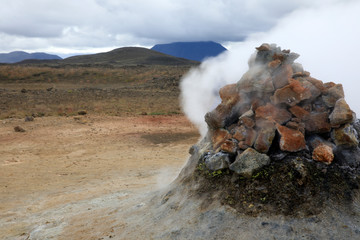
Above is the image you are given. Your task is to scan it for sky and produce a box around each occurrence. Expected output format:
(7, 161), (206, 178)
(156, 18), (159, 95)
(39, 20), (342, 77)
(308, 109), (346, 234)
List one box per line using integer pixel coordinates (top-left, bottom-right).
(0, 0), (345, 57)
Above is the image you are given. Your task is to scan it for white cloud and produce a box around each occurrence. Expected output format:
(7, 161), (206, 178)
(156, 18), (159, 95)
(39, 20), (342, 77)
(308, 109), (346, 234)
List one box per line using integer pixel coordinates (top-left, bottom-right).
(0, 0), (328, 55)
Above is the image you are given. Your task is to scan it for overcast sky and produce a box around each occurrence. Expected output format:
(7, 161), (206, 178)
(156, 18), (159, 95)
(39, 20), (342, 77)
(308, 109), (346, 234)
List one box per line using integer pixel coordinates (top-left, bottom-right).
(0, 0), (346, 57)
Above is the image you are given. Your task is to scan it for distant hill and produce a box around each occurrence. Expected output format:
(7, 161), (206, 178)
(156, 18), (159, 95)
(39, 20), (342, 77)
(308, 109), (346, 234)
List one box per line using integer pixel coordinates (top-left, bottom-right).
(61, 47), (198, 66)
(0, 51), (62, 63)
(151, 41), (227, 61)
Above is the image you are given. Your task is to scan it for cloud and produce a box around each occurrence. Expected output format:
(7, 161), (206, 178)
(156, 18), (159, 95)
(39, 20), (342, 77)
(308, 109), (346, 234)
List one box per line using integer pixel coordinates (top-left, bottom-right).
(180, 0), (360, 136)
(0, 0), (323, 55)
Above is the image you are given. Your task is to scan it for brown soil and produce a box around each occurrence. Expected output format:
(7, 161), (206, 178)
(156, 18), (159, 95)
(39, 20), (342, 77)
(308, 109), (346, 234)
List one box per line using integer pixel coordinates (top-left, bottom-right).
(0, 114), (199, 239)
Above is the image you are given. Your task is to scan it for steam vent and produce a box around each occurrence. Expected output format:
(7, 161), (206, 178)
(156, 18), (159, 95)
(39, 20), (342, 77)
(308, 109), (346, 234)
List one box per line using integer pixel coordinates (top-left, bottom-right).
(179, 43), (360, 217)
(120, 44), (360, 239)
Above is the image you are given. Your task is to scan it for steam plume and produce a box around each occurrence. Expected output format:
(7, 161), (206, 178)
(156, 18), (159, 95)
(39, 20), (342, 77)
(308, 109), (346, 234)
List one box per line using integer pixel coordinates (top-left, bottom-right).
(180, 1), (360, 136)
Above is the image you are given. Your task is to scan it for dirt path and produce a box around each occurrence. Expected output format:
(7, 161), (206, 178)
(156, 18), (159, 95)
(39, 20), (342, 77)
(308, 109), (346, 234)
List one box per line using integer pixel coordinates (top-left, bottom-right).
(0, 115), (199, 239)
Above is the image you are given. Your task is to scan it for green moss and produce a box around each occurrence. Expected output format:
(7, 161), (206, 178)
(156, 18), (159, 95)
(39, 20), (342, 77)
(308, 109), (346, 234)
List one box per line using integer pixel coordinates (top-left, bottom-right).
(211, 169), (223, 177)
(196, 163), (229, 178)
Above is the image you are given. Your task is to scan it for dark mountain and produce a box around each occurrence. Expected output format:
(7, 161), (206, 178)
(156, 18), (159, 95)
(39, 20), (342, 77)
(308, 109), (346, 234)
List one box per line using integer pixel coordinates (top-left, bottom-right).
(61, 47), (198, 66)
(0, 51), (62, 63)
(151, 41), (227, 61)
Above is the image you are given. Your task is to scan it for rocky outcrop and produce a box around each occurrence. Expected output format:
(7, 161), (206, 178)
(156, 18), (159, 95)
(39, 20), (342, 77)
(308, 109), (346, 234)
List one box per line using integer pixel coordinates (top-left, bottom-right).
(200, 43), (359, 178)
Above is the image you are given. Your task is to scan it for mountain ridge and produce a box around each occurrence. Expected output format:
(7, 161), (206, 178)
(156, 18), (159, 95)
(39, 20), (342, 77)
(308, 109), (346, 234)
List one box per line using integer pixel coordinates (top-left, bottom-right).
(151, 41), (227, 61)
(61, 47), (198, 66)
(0, 51), (62, 63)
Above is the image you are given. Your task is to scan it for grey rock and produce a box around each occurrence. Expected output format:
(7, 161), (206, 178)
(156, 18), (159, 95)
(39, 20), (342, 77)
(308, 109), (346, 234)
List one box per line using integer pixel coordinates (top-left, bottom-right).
(292, 62), (304, 73)
(303, 112), (331, 134)
(322, 84), (344, 107)
(285, 52), (300, 64)
(229, 148), (270, 178)
(329, 98), (354, 126)
(297, 78), (322, 100)
(205, 152), (231, 171)
(331, 124), (359, 147)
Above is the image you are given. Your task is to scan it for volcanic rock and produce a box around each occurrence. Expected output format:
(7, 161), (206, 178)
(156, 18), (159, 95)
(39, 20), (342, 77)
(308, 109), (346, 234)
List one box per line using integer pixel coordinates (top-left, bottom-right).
(329, 98), (354, 126)
(231, 125), (257, 149)
(240, 131), (257, 150)
(292, 62), (304, 73)
(312, 98), (328, 112)
(305, 77), (327, 93)
(286, 120), (305, 135)
(229, 148), (270, 178)
(205, 152), (231, 171)
(239, 116), (255, 128)
(303, 112), (331, 133)
(255, 103), (292, 124)
(211, 128), (231, 149)
(276, 124), (306, 152)
(312, 144), (334, 164)
(237, 66), (274, 93)
(289, 105), (310, 119)
(220, 139), (238, 154)
(254, 119), (276, 153)
(268, 59), (281, 69)
(322, 84), (345, 107)
(232, 125), (247, 142)
(272, 64), (293, 89)
(205, 91), (247, 129)
(271, 79), (312, 106)
(297, 78), (322, 100)
(331, 124), (359, 147)
(256, 43), (270, 51)
(219, 83), (240, 106)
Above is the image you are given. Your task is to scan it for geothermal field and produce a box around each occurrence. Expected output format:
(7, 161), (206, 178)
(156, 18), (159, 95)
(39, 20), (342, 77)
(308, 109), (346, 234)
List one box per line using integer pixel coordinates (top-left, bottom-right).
(1, 44), (360, 239)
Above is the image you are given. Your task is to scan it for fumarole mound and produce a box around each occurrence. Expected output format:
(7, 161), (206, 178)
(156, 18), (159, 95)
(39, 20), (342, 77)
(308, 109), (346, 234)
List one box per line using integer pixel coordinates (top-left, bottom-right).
(179, 43), (360, 217)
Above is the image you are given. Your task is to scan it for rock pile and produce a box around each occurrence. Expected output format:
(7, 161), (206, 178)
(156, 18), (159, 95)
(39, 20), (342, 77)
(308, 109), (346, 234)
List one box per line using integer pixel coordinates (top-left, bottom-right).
(203, 43), (359, 178)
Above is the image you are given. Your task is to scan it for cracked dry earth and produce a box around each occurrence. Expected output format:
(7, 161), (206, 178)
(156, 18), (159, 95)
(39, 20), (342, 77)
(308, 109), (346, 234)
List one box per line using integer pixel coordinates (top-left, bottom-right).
(0, 115), (199, 240)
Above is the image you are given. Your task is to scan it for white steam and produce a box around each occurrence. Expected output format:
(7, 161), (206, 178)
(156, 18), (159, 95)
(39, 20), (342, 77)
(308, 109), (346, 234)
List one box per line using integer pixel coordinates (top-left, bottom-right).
(180, 1), (360, 136)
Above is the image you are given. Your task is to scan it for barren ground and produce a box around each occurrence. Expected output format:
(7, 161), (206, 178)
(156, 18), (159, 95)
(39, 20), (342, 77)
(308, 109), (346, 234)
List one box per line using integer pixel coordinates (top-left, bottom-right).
(0, 114), (199, 239)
